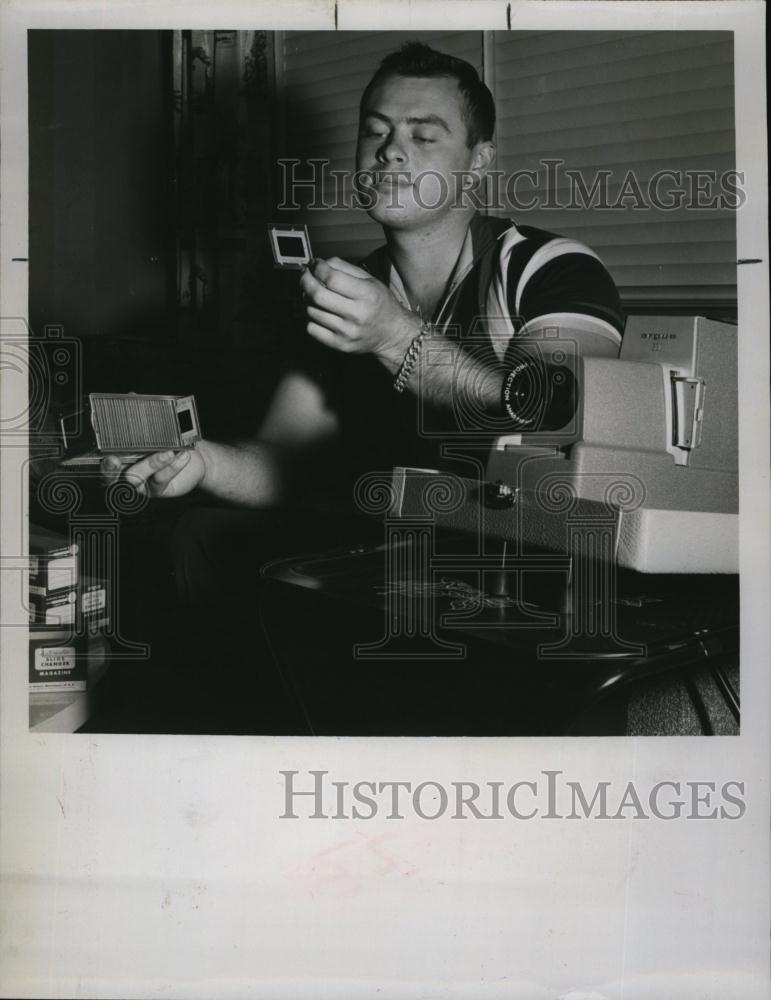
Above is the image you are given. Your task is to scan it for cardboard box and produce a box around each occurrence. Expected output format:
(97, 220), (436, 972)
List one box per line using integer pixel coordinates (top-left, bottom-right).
(29, 587), (77, 626)
(29, 525), (79, 594)
(28, 630), (88, 692)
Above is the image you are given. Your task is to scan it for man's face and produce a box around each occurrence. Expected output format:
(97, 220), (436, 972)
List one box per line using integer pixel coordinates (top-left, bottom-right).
(356, 74), (488, 230)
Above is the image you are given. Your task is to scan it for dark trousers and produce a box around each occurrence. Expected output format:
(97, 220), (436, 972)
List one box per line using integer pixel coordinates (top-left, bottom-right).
(154, 505), (381, 733)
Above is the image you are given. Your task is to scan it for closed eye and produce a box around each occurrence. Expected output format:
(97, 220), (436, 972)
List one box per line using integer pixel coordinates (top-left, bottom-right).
(360, 123), (389, 139)
(412, 130), (441, 144)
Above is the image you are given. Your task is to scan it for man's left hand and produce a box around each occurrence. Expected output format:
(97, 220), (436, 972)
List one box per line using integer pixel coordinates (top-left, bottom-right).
(300, 257), (420, 370)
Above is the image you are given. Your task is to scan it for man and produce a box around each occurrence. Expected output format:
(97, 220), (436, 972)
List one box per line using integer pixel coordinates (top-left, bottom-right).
(106, 42), (623, 508)
(99, 41), (626, 731)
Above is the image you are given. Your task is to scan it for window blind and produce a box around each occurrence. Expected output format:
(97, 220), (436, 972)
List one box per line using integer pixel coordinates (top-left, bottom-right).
(490, 31), (737, 306)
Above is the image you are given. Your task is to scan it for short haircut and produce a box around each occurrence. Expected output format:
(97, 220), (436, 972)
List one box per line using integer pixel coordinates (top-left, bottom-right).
(360, 41), (496, 147)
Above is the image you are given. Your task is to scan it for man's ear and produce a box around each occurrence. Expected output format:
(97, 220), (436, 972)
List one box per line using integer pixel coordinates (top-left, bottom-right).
(470, 141), (496, 180)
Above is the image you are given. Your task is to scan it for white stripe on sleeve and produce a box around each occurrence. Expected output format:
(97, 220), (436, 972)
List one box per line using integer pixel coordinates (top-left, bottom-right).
(514, 238), (601, 315)
(517, 311), (623, 346)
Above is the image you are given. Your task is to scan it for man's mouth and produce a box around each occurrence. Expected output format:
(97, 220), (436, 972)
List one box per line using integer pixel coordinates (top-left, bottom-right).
(363, 170), (414, 190)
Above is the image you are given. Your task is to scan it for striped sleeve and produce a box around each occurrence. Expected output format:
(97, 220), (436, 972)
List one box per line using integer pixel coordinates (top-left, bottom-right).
(501, 226), (625, 347)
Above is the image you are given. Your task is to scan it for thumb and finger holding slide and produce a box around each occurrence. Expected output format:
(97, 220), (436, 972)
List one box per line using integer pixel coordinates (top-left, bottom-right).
(325, 255), (368, 279)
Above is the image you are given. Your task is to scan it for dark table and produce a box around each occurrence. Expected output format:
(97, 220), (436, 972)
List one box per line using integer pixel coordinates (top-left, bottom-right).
(262, 532), (739, 736)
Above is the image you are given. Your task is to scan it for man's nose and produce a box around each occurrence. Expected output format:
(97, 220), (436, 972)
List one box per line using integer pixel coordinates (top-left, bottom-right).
(377, 135), (407, 164)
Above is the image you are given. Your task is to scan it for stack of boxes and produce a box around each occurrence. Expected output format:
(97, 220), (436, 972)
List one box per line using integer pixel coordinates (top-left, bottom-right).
(28, 526), (110, 694)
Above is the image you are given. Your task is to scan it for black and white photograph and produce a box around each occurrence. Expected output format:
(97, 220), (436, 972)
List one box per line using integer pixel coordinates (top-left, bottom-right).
(1, 1), (769, 997)
(21, 24), (744, 737)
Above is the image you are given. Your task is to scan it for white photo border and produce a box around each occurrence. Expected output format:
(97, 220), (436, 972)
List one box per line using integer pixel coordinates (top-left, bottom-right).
(1, 3), (768, 999)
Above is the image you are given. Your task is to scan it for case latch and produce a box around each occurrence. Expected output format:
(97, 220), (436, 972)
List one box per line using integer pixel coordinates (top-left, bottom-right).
(671, 376), (706, 455)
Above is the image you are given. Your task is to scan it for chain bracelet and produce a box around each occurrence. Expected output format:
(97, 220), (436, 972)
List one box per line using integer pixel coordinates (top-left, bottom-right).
(393, 320), (430, 393)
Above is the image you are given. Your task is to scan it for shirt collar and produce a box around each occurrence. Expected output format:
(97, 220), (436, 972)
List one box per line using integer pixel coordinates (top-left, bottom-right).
(365, 213), (510, 322)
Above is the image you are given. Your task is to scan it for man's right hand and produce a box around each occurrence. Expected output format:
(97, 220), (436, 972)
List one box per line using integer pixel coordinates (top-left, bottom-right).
(100, 447), (207, 499)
